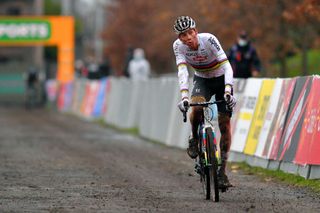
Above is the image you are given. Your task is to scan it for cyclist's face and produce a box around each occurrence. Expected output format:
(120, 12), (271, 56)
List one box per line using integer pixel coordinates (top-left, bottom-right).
(178, 29), (198, 50)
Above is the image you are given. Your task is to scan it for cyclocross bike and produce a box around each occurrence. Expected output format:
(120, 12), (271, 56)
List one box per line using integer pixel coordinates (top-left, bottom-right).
(25, 85), (38, 109)
(183, 100), (229, 202)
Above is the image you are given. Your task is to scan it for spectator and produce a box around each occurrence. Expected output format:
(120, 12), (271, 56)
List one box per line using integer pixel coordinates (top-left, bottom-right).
(75, 59), (84, 77)
(99, 57), (112, 78)
(75, 59), (88, 78)
(228, 31), (261, 78)
(128, 48), (151, 81)
(123, 46), (134, 77)
(87, 59), (100, 80)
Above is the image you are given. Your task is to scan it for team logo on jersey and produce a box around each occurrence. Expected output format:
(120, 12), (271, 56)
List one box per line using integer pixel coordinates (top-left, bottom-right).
(186, 52), (198, 56)
(208, 37), (220, 51)
(193, 55), (208, 62)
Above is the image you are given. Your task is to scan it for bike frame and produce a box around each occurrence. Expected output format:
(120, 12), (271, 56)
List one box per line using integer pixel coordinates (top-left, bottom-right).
(183, 101), (222, 201)
(184, 101), (221, 166)
(200, 122), (218, 167)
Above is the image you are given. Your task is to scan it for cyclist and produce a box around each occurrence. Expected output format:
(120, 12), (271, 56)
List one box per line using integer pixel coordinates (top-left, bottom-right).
(24, 66), (39, 108)
(26, 66), (38, 90)
(173, 16), (236, 187)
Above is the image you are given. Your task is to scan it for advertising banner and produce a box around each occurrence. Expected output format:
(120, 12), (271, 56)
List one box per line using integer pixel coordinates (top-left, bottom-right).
(45, 79), (58, 102)
(57, 82), (73, 111)
(231, 78), (262, 153)
(82, 81), (100, 117)
(244, 79), (275, 155)
(276, 76), (312, 162)
(81, 82), (91, 115)
(71, 79), (86, 114)
(266, 78), (296, 159)
(0, 19), (51, 42)
(231, 79), (247, 135)
(92, 78), (109, 118)
(255, 79), (283, 158)
(56, 83), (65, 110)
(295, 76), (320, 165)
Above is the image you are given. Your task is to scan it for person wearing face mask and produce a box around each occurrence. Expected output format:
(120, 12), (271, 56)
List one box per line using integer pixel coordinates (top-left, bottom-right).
(228, 31), (261, 78)
(128, 48), (151, 81)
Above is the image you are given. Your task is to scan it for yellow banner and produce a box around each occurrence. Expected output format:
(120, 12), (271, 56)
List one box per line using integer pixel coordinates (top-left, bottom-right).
(244, 79), (276, 155)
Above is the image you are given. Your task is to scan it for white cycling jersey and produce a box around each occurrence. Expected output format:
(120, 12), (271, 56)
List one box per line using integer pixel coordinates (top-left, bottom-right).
(173, 33), (233, 99)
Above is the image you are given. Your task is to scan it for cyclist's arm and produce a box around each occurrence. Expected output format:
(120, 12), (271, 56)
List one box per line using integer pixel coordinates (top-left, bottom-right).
(221, 61), (234, 94)
(177, 63), (189, 100)
(173, 40), (189, 100)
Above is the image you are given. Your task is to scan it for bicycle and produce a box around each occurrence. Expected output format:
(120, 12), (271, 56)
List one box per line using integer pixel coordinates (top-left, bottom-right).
(183, 100), (229, 202)
(25, 85), (38, 109)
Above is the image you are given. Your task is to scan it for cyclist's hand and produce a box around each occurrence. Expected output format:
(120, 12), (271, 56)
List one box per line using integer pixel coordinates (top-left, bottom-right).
(178, 98), (190, 112)
(224, 93), (236, 111)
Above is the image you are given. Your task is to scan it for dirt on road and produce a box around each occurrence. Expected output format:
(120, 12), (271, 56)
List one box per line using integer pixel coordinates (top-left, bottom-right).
(0, 106), (320, 212)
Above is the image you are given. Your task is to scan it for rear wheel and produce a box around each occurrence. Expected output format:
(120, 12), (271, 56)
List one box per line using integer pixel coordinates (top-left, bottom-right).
(206, 127), (219, 202)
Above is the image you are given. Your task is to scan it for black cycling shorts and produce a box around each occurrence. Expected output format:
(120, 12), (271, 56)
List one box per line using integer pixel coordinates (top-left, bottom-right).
(191, 75), (232, 115)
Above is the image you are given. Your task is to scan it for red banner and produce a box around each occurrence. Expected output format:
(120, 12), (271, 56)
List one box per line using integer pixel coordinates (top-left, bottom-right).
(267, 78), (296, 160)
(295, 77), (320, 165)
(277, 77), (312, 161)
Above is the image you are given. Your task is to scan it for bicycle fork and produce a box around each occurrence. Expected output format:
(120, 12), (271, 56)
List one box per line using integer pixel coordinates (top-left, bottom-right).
(201, 128), (209, 166)
(205, 127), (221, 166)
(211, 129), (221, 166)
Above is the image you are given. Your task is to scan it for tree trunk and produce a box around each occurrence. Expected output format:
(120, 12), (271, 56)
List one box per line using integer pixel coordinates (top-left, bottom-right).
(301, 33), (308, 76)
(277, 0), (287, 78)
(279, 57), (287, 78)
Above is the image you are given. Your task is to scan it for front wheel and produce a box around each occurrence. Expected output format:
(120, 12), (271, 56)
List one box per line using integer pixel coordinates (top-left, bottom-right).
(204, 166), (211, 200)
(199, 154), (211, 200)
(206, 127), (219, 202)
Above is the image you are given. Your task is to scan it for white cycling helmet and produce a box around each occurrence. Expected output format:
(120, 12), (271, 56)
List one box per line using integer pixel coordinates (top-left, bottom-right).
(173, 16), (196, 34)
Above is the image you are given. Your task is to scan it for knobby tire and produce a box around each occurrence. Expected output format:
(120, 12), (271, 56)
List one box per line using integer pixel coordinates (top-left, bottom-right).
(199, 133), (211, 200)
(206, 127), (219, 202)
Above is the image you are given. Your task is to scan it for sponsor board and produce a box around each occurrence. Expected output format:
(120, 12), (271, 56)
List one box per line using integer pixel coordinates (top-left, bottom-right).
(231, 79), (247, 135)
(244, 79), (275, 155)
(267, 78), (296, 160)
(92, 78), (109, 117)
(57, 82), (73, 111)
(0, 19), (51, 41)
(256, 79), (283, 158)
(231, 78), (262, 153)
(295, 76), (320, 165)
(277, 76), (312, 162)
(83, 81), (100, 117)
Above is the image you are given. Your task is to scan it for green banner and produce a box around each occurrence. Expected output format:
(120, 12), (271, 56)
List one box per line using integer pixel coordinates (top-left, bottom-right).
(0, 19), (51, 42)
(0, 73), (24, 94)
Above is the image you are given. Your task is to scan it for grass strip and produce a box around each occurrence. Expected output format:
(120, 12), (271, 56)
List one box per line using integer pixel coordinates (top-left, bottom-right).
(230, 162), (320, 194)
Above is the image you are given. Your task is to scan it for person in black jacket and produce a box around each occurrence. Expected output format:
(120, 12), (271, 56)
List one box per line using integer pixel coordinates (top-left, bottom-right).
(228, 31), (261, 78)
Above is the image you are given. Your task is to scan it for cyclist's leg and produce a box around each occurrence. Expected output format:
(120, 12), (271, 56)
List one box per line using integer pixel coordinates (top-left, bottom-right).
(188, 76), (211, 158)
(187, 96), (204, 159)
(218, 113), (231, 173)
(213, 75), (233, 186)
(190, 96), (205, 139)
